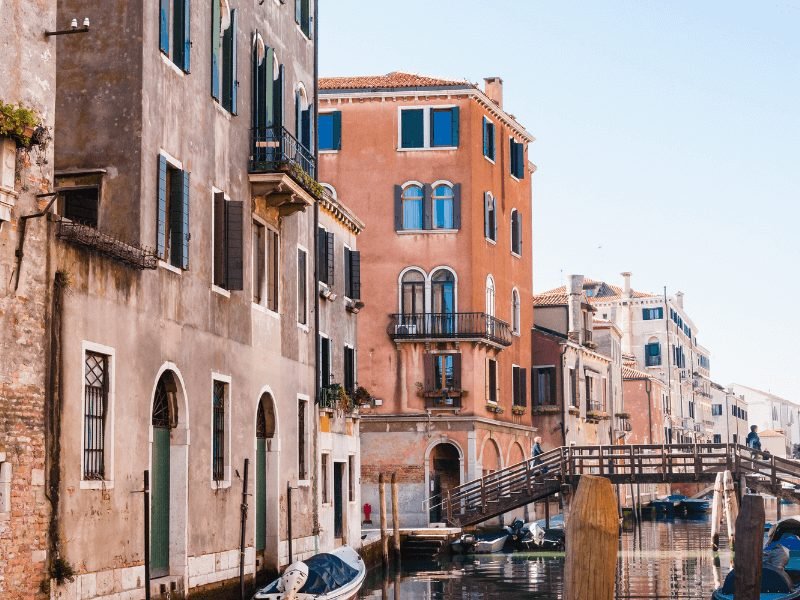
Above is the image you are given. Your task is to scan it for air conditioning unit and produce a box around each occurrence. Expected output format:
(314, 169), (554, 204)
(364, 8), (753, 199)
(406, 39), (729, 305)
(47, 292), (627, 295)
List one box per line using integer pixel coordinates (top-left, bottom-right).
(394, 323), (417, 335)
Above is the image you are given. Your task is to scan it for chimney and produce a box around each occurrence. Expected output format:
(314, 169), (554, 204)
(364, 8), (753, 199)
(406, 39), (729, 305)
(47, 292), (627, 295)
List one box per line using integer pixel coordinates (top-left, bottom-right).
(567, 274), (584, 343)
(619, 272), (633, 355)
(484, 77), (503, 109)
(675, 291), (684, 309)
(621, 271), (632, 299)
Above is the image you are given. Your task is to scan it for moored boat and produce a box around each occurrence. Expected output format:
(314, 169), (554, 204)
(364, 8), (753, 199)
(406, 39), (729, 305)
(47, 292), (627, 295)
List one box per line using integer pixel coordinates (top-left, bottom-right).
(451, 531), (509, 554)
(253, 545), (366, 600)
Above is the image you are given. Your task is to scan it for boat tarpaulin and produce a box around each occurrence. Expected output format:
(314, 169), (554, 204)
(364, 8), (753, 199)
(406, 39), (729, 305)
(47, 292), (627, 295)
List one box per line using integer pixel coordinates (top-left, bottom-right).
(299, 553), (359, 594)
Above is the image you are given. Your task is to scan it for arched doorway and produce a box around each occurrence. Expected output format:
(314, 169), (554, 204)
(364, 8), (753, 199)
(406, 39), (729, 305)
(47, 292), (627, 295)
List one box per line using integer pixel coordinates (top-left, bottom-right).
(481, 438), (502, 477)
(151, 370), (180, 579)
(428, 443), (461, 523)
(255, 394), (276, 556)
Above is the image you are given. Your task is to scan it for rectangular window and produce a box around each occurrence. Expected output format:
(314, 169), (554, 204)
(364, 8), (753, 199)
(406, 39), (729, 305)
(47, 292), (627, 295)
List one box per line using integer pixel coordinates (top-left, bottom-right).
(347, 455), (355, 501)
(509, 138), (525, 179)
(212, 380), (226, 482)
(511, 210), (522, 255)
(296, 0), (311, 37)
(487, 358), (498, 403)
(689, 401), (695, 419)
(212, 191), (243, 289)
(344, 346), (356, 395)
(317, 227), (335, 286)
(61, 187), (99, 227)
(160, 0), (191, 72)
(400, 108), (424, 149)
(512, 365), (527, 407)
(252, 220), (265, 304)
(157, 155), (190, 269)
(430, 107), (458, 147)
(253, 223), (279, 310)
(434, 354), (455, 390)
(320, 336), (331, 388)
(211, 6), (237, 112)
(318, 111), (341, 151)
(533, 367), (555, 407)
(321, 453), (329, 504)
(298, 399), (307, 479)
(645, 342), (661, 367)
(297, 248), (307, 324)
(642, 307), (664, 320)
(83, 352), (109, 480)
(585, 374), (596, 411)
(484, 193), (496, 241)
(483, 117), (496, 160)
(712, 404), (723, 416)
(713, 434), (722, 444)
(569, 368), (578, 407)
(344, 247), (361, 300)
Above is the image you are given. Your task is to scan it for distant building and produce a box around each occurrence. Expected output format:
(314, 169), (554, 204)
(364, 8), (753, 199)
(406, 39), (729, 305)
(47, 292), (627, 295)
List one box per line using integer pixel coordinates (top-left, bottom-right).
(537, 272), (714, 444)
(732, 384), (800, 455)
(532, 275), (625, 448)
(319, 72), (536, 527)
(710, 382), (748, 445)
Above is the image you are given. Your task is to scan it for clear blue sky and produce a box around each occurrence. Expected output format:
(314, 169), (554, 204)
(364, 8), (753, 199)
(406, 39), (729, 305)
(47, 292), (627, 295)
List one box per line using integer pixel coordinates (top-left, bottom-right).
(319, 1), (800, 399)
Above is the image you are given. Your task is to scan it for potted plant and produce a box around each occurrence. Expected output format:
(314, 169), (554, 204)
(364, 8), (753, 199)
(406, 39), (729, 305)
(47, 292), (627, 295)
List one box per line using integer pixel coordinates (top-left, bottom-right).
(0, 101), (42, 148)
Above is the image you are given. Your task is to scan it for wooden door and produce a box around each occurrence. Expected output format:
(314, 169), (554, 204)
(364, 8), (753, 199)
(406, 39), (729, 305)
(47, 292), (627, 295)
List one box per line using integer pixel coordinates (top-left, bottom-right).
(334, 462), (344, 539)
(151, 427), (170, 578)
(255, 437), (267, 551)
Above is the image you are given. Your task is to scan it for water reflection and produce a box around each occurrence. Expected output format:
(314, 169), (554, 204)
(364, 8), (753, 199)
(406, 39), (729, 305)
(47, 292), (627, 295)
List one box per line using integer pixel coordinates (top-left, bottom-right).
(359, 504), (794, 599)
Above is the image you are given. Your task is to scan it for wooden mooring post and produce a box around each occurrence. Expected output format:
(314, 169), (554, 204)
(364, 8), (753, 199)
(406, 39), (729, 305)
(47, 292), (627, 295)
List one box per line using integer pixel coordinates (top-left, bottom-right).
(379, 473), (388, 568)
(391, 472), (401, 558)
(723, 470), (738, 549)
(710, 471), (724, 551)
(733, 494), (765, 600)
(564, 474), (618, 600)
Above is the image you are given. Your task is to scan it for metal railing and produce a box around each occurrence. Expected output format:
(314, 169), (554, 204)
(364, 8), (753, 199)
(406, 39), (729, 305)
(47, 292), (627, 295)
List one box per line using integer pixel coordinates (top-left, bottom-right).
(583, 329), (593, 344)
(388, 312), (512, 346)
(424, 394), (462, 409)
(645, 355), (662, 367)
(57, 219), (158, 269)
(250, 125), (316, 180)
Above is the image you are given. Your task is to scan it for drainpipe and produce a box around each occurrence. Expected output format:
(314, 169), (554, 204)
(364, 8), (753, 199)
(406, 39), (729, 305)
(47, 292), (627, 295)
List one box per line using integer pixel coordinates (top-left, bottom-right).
(311, 0), (321, 543)
(559, 344), (569, 447)
(645, 378), (653, 443)
(663, 287), (673, 442)
(13, 192), (58, 291)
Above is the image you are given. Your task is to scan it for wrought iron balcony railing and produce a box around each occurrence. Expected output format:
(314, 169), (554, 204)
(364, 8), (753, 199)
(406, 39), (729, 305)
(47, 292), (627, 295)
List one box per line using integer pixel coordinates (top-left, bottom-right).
(388, 312), (512, 347)
(250, 125), (316, 181)
(645, 355), (662, 367)
(424, 393), (463, 410)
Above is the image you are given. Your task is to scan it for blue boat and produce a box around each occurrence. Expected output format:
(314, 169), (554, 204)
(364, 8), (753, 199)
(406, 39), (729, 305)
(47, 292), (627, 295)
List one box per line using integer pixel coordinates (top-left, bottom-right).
(652, 494), (709, 516)
(712, 517), (800, 599)
(651, 495), (682, 515)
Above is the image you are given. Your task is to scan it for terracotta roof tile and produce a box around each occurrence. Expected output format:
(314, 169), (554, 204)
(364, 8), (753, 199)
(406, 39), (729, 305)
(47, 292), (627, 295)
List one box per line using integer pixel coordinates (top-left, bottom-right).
(537, 278), (654, 304)
(320, 72), (471, 91)
(533, 292), (569, 307)
(623, 365), (658, 380)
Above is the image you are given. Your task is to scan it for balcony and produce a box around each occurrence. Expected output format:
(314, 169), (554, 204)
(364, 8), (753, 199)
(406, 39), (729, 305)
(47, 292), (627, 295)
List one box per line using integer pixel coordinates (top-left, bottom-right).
(249, 126), (319, 216)
(56, 218), (158, 269)
(645, 355), (662, 367)
(423, 392), (463, 410)
(582, 329), (596, 348)
(388, 312), (512, 347)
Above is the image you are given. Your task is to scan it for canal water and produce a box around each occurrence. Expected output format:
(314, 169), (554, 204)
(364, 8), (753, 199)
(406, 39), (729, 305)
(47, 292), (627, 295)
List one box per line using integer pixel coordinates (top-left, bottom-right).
(358, 504), (794, 599)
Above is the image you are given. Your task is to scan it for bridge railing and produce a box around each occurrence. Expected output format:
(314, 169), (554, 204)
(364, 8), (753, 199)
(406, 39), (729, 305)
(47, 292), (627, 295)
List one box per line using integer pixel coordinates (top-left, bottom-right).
(735, 444), (800, 492)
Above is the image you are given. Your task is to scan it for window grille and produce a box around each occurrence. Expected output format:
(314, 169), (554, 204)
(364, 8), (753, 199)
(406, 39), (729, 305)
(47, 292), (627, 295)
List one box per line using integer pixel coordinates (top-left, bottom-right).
(152, 377), (172, 428)
(213, 381), (226, 481)
(256, 401), (267, 439)
(298, 400), (307, 479)
(84, 352), (108, 480)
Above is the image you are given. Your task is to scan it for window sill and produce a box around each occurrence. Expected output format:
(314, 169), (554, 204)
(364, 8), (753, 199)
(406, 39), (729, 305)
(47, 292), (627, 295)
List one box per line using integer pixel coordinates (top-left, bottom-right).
(297, 322), (310, 333)
(80, 480), (114, 490)
(485, 237), (497, 245)
(319, 149), (340, 154)
(296, 479), (311, 488)
(212, 479), (232, 490)
(158, 260), (183, 275)
(160, 52), (186, 77)
(213, 101), (233, 120)
(211, 284), (231, 298)
(533, 405), (561, 415)
(512, 330), (521, 337)
(252, 302), (280, 318)
(510, 174), (521, 182)
(396, 228), (459, 235)
(511, 251), (522, 259)
(396, 146), (458, 152)
(483, 155), (496, 165)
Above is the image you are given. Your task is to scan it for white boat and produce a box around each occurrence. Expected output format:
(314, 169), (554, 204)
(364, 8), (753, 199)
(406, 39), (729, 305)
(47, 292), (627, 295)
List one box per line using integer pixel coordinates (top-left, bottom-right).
(252, 545), (366, 600)
(450, 532), (509, 554)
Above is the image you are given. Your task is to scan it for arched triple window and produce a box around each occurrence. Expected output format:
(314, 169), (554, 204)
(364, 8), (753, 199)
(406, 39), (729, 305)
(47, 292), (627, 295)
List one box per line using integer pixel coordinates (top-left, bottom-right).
(512, 288), (521, 334)
(433, 184), (454, 229)
(401, 184), (424, 230)
(486, 275), (496, 317)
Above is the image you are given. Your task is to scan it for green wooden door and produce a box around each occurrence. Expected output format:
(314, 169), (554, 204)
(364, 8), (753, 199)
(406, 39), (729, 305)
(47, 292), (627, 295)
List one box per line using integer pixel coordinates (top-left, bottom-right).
(255, 438), (267, 551)
(151, 427), (170, 577)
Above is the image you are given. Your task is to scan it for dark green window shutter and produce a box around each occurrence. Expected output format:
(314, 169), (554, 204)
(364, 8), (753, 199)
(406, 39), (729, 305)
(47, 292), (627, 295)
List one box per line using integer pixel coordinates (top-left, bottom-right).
(400, 109), (424, 148)
(326, 232), (335, 286)
(483, 192), (490, 238)
(224, 200), (244, 290)
(521, 368), (528, 407)
(182, 0), (191, 71)
(173, 0), (190, 71)
(169, 169), (185, 268)
(516, 142), (525, 179)
(180, 171), (190, 268)
(211, 0), (220, 100)
(159, 0), (170, 55)
(344, 247), (351, 296)
(252, 34), (261, 130)
(264, 47), (275, 127)
(488, 122), (495, 160)
(301, 0), (310, 37)
(483, 118), (489, 157)
(332, 111), (342, 150)
(316, 227), (326, 284)
(222, 10), (236, 112)
(452, 183), (461, 230)
(509, 138), (516, 176)
(394, 185), (403, 231)
(349, 250), (361, 300)
(231, 9), (238, 114)
(450, 106), (459, 147)
(422, 183), (433, 230)
(301, 107), (311, 150)
(274, 64), (284, 129)
(157, 155), (167, 259)
(213, 192), (226, 286)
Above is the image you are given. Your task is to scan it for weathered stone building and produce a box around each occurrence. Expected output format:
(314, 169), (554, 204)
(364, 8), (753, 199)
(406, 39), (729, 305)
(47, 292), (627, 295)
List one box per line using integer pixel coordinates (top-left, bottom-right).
(319, 73), (536, 527)
(2, 0), (349, 598)
(0, 1), (57, 598)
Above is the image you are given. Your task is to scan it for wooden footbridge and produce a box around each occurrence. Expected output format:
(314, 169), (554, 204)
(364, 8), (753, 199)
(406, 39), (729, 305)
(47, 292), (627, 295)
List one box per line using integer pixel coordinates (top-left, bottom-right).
(442, 443), (800, 527)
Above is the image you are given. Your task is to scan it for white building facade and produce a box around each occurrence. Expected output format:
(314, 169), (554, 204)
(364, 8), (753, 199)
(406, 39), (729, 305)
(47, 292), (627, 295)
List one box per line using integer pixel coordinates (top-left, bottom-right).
(732, 384), (800, 456)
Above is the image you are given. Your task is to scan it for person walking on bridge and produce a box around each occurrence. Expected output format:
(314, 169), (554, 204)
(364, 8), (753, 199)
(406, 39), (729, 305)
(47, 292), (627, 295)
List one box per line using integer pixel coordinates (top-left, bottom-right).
(746, 425), (762, 451)
(532, 437), (547, 479)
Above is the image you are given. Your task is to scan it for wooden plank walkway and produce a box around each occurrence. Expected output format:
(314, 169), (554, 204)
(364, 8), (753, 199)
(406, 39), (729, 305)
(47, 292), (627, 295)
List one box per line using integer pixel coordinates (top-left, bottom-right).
(442, 443), (800, 527)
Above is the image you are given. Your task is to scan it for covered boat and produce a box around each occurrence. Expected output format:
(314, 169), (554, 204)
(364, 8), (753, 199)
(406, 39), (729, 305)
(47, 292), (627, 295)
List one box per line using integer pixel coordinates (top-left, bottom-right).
(451, 531), (509, 554)
(253, 545), (366, 600)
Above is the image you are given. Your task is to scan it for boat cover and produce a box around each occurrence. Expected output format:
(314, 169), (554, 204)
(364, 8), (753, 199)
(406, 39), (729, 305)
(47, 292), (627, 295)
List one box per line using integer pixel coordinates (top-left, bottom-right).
(721, 564), (793, 595)
(299, 553), (359, 595)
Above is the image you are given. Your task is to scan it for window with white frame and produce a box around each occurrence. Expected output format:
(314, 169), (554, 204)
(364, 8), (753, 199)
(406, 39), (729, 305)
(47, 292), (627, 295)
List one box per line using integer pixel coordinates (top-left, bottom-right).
(212, 378), (229, 483)
(486, 275), (496, 317)
(399, 106), (459, 149)
(298, 398), (308, 479)
(252, 220), (279, 311)
(83, 350), (111, 481)
(297, 247), (308, 325)
(510, 209), (522, 255)
(484, 192), (497, 241)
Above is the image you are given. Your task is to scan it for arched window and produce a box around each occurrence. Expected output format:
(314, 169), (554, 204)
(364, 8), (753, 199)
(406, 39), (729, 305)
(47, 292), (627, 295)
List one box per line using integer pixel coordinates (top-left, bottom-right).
(645, 337), (661, 367)
(484, 192), (497, 241)
(320, 183), (336, 200)
(431, 269), (455, 314)
(512, 288), (521, 334)
(295, 84), (311, 151)
(401, 184), (424, 230)
(433, 184), (454, 229)
(511, 209), (522, 255)
(486, 275), (496, 317)
(401, 269), (425, 315)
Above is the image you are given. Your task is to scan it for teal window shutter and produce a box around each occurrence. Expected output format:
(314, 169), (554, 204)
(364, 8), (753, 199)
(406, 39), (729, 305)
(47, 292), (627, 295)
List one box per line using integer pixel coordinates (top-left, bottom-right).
(252, 35), (261, 130)
(517, 142), (525, 178)
(264, 47), (275, 127)
(452, 183), (461, 230)
(450, 106), (459, 147)
(211, 0), (220, 100)
(182, 0), (191, 72)
(509, 138), (515, 175)
(483, 118), (489, 157)
(168, 167), (183, 267)
(230, 9), (238, 114)
(159, 0), (170, 55)
(488, 121), (495, 160)
(332, 111), (342, 150)
(181, 170), (190, 269)
(422, 183), (433, 230)
(157, 155), (167, 259)
(484, 192), (490, 238)
(400, 109), (424, 148)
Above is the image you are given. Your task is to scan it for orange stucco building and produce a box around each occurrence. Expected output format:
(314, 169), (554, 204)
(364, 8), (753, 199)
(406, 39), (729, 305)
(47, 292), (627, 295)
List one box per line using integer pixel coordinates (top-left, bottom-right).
(318, 72), (536, 525)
